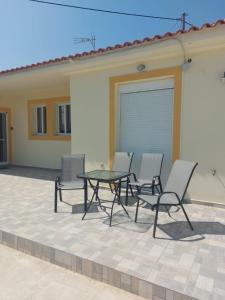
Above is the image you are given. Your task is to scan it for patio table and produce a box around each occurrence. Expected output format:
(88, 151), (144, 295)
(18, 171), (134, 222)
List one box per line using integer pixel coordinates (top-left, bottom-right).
(78, 170), (131, 226)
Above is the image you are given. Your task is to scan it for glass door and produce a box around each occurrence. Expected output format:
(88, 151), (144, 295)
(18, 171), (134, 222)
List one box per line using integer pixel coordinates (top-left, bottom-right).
(0, 112), (8, 166)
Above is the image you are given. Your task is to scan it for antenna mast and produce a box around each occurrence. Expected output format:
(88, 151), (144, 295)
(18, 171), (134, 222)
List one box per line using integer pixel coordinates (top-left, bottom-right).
(73, 35), (96, 50)
(180, 12), (187, 30)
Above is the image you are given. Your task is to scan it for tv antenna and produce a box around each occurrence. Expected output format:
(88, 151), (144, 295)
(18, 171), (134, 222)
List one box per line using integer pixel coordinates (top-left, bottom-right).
(73, 34), (96, 50)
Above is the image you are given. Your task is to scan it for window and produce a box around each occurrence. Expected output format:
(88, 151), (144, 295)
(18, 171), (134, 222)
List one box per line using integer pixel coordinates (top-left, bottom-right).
(28, 97), (71, 141)
(57, 104), (71, 134)
(36, 105), (47, 135)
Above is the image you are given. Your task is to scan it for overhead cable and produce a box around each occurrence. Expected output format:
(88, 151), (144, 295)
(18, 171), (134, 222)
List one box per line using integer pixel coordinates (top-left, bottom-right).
(29, 0), (181, 22)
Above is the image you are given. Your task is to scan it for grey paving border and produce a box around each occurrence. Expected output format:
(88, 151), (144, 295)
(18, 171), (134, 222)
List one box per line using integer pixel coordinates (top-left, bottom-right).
(0, 229), (197, 300)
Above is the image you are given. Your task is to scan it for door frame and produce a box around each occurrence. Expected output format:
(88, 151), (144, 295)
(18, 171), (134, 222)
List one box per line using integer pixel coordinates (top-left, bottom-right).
(0, 107), (12, 163)
(109, 66), (182, 168)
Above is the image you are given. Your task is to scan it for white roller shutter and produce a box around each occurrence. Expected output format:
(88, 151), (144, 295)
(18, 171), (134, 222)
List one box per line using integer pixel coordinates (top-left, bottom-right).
(117, 79), (174, 184)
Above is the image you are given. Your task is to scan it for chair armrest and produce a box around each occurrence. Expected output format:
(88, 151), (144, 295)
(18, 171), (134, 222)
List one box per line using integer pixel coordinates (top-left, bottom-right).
(139, 183), (153, 188)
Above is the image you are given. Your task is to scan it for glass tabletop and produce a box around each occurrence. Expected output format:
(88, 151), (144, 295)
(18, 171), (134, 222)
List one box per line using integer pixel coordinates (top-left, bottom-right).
(77, 170), (130, 182)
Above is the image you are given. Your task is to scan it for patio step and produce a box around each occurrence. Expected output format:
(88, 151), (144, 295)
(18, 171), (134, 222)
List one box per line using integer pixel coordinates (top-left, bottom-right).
(0, 229), (196, 300)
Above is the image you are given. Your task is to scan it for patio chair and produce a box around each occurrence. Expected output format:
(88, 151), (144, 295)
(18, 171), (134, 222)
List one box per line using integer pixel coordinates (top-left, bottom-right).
(54, 154), (85, 213)
(135, 160), (198, 238)
(112, 152), (134, 173)
(110, 152), (134, 198)
(128, 153), (164, 200)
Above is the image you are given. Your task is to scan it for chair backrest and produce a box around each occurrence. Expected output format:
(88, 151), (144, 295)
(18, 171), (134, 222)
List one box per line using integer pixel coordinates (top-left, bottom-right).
(61, 154), (85, 182)
(164, 160), (198, 200)
(139, 153), (164, 180)
(112, 152), (133, 172)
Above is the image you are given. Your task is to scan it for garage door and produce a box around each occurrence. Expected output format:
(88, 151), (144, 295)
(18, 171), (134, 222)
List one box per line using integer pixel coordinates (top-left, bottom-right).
(117, 78), (174, 185)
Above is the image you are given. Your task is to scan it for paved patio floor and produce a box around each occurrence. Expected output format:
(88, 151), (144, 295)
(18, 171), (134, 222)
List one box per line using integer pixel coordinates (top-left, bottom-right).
(0, 244), (144, 300)
(0, 166), (225, 300)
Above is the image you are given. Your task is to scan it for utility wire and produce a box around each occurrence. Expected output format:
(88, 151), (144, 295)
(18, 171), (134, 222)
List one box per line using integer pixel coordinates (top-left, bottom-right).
(168, 19), (180, 32)
(29, 0), (181, 22)
(185, 20), (195, 27)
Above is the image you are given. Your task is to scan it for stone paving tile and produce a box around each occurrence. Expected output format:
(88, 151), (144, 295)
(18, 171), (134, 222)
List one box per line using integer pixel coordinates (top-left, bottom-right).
(1, 166), (225, 300)
(0, 244), (145, 300)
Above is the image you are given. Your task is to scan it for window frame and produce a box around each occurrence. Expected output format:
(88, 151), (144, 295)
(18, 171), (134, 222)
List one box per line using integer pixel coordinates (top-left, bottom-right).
(28, 96), (71, 141)
(56, 103), (71, 136)
(35, 105), (47, 135)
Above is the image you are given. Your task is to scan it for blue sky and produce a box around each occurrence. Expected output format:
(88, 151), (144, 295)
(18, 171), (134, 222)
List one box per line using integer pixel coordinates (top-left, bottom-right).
(0, 0), (225, 70)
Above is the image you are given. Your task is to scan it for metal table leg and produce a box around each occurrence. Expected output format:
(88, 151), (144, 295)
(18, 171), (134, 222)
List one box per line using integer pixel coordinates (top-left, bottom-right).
(84, 178), (88, 212)
(109, 179), (129, 227)
(82, 180), (101, 220)
(54, 179), (58, 213)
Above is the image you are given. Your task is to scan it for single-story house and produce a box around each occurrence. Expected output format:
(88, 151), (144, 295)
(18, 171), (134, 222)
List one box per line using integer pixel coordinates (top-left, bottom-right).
(0, 19), (225, 204)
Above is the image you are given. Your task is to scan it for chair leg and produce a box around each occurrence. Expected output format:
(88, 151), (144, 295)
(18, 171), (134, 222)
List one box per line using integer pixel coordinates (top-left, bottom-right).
(165, 205), (171, 217)
(129, 184), (134, 197)
(135, 199), (140, 222)
(137, 186), (141, 195)
(59, 189), (62, 202)
(154, 185), (159, 195)
(125, 180), (129, 206)
(117, 180), (121, 205)
(180, 202), (194, 231)
(54, 182), (58, 213)
(153, 204), (160, 238)
(152, 184), (155, 195)
(159, 178), (163, 193)
(126, 177), (134, 198)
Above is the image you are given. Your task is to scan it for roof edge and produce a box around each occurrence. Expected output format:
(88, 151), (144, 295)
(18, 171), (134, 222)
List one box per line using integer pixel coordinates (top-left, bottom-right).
(1, 19), (225, 77)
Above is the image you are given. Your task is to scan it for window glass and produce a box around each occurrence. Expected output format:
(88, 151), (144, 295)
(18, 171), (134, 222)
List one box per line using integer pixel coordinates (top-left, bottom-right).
(66, 105), (71, 134)
(43, 106), (47, 134)
(0, 113), (3, 139)
(59, 105), (65, 133)
(37, 107), (42, 134)
(36, 106), (47, 135)
(58, 104), (71, 134)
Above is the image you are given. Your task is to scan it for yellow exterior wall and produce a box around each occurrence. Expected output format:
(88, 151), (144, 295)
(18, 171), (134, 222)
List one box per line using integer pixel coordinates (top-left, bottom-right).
(180, 49), (225, 203)
(0, 89), (71, 169)
(70, 47), (225, 203)
(70, 71), (109, 171)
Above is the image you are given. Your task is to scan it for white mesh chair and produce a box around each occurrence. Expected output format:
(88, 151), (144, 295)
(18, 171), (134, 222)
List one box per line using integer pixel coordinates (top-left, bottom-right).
(129, 153), (164, 198)
(135, 160), (198, 238)
(54, 154), (85, 212)
(110, 152), (134, 197)
(112, 152), (134, 173)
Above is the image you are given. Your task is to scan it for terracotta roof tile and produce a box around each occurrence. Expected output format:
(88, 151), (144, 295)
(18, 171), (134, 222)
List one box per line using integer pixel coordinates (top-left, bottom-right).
(0, 19), (225, 77)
